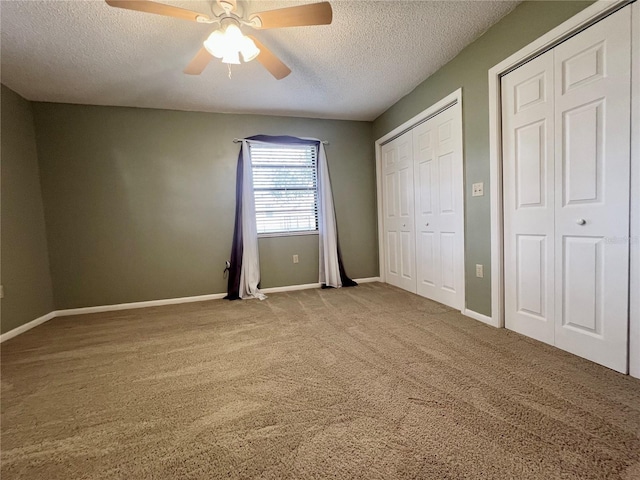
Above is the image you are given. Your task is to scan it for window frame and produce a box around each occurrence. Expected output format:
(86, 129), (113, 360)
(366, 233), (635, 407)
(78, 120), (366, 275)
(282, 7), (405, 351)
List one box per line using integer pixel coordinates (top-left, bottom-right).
(248, 141), (320, 238)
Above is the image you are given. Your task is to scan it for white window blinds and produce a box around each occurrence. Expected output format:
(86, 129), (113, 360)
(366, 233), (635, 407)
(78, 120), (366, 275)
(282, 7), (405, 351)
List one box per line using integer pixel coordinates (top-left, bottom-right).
(249, 143), (318, 235)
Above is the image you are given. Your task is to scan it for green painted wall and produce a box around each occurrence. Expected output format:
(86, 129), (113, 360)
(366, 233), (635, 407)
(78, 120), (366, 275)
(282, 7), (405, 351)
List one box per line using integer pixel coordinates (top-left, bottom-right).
(32, 103), (377, 309)
(373, 1), (594, 316)
(1, 85), (54, 333)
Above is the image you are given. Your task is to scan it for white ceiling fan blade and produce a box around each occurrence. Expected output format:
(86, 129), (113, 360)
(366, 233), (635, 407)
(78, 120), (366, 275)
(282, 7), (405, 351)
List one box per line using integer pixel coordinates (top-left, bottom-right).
(249, 2), (332, 29)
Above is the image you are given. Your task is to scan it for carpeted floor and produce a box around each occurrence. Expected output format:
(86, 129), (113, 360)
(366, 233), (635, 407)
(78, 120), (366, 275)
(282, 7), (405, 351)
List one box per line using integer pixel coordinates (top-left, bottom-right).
(1, 282), (639, 479)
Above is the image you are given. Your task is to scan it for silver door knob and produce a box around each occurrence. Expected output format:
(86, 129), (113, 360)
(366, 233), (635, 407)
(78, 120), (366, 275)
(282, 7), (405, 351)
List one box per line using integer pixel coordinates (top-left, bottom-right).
(402, 223), (406, 227)
(576, 218), (586, 225)
(425, 223), (429, 226)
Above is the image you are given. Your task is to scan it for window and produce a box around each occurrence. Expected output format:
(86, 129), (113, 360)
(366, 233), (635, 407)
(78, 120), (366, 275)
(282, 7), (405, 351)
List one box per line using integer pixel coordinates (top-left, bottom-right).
(250, 143), (319, 235)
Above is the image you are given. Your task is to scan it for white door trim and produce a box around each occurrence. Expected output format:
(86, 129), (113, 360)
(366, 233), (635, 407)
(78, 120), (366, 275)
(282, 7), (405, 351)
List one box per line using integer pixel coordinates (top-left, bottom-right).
(488, 0), (639, 377)
(375, 89), (465, 310)
(630, 1), (640, 378)
(489, 0), (631, 328)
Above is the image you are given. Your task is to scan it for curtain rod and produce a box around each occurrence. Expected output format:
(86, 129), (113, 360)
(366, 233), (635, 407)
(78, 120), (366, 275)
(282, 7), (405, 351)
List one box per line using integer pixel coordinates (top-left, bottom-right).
(233, 138), (329, 145)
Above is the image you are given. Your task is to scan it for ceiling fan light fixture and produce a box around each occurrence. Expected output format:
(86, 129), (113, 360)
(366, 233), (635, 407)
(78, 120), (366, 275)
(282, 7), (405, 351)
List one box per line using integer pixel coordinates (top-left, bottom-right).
(203, 30), (226, 58)
(224, 24), (243, 44)
(204, 22), (260, 65)
(222, 50), (241, 65)
(240, 36), (260, 62)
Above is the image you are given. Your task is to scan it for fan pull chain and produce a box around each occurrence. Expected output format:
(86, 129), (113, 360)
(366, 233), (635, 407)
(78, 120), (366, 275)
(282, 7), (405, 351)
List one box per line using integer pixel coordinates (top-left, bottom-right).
(228, 64), (232, 79)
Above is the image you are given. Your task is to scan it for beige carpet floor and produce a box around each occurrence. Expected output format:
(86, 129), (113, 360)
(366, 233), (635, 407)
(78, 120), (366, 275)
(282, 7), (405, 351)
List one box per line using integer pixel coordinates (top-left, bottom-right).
(1, 282), (640, 479)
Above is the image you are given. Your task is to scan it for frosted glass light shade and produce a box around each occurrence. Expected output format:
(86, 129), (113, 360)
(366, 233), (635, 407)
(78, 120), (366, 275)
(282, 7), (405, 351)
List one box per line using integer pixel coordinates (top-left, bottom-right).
(240, 37), (260, 62)
(222, 50), (241, 65)
(224, 24), (243, 43)
(203, 30), (225, 59)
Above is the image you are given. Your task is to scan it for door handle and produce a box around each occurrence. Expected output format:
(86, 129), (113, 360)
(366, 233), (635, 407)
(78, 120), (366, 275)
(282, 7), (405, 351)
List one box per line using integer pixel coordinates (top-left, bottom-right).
(425, 223), (429, 226)
(576, 218), (586, 225)
(402, 223), (406, 227)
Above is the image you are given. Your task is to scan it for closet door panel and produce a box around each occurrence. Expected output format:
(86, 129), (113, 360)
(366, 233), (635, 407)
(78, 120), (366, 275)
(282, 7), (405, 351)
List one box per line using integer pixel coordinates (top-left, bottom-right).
(562, 236), (602, 333)
(553, 6), (631, 373)
(418, 232), (436, 287)
(440, 232), (456, 293)
(516, 234), (548, 320)
(502, 50), (556, 345)
(413, 105), (464, 309)
(382, 131), (416, 293)
(414, 120), (440, 301)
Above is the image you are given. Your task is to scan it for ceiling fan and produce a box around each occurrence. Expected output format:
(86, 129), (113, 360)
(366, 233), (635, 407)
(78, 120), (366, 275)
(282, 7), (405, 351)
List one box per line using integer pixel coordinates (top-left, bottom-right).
(105, 0), (333, 80)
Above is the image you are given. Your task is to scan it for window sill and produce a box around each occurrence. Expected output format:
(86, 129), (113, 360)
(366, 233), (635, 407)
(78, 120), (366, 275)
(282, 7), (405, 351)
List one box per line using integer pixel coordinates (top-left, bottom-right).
(258, 231), (319, 239)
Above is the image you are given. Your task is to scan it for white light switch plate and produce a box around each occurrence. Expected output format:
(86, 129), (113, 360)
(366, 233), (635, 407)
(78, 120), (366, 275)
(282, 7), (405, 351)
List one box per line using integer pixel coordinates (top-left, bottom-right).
(475, 264), (484, 278)
(293, 255), (299, 264)
(472, 182), (484, 197)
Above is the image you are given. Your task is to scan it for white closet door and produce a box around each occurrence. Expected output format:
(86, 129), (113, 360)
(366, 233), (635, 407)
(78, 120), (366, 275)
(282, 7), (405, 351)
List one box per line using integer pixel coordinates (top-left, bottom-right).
(502, 51), (556, 345)
(553, 7), (631, 373)
(413, 105), (464, 309)
(502, 6), (632, 372)
(382, 131), (416, 293)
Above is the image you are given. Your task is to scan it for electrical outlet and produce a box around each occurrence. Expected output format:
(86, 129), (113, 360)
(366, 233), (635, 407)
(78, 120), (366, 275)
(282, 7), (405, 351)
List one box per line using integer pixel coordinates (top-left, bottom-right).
(472, 182), (484, 197)
(293, 254), (299, 264)
(475, 264), (484, 278)
(0, 285), (3, 299)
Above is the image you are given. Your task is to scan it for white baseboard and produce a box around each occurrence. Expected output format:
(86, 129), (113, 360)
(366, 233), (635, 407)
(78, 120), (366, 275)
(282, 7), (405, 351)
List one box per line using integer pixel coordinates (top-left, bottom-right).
(262, 282), (320, 294)
(352, 277), (381, 284)
(55, 292), (228, 317)
(0, 277), (381, 343)
(260, 277), (380, 294)
(463, 308), (499, 328)
(0, 311), (56, 343)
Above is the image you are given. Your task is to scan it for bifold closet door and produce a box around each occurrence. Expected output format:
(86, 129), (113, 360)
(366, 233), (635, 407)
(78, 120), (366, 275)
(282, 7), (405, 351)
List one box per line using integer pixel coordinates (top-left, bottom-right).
(552, 7), (631, 372)
(413, 105), (464, 309)
(502, 50), (556, 345)
(382, 131), (416, 293)
(502, 6), (631, 372)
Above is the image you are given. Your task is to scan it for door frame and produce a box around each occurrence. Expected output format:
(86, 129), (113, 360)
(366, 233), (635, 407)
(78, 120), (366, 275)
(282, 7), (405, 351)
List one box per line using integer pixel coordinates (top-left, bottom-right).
(488, 0), (640, 377)
(630, 1), (640, 378)
(375, 88), (466, 311)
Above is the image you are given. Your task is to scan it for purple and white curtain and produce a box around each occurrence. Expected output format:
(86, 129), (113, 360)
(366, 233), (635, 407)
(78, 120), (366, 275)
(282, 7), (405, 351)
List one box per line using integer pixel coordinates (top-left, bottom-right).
(225, 135), (356, 300)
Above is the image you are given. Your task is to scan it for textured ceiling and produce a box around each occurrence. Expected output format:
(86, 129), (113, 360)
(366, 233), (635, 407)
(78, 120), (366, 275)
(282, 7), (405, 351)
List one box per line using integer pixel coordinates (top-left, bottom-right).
(1, 0), (519, 121)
